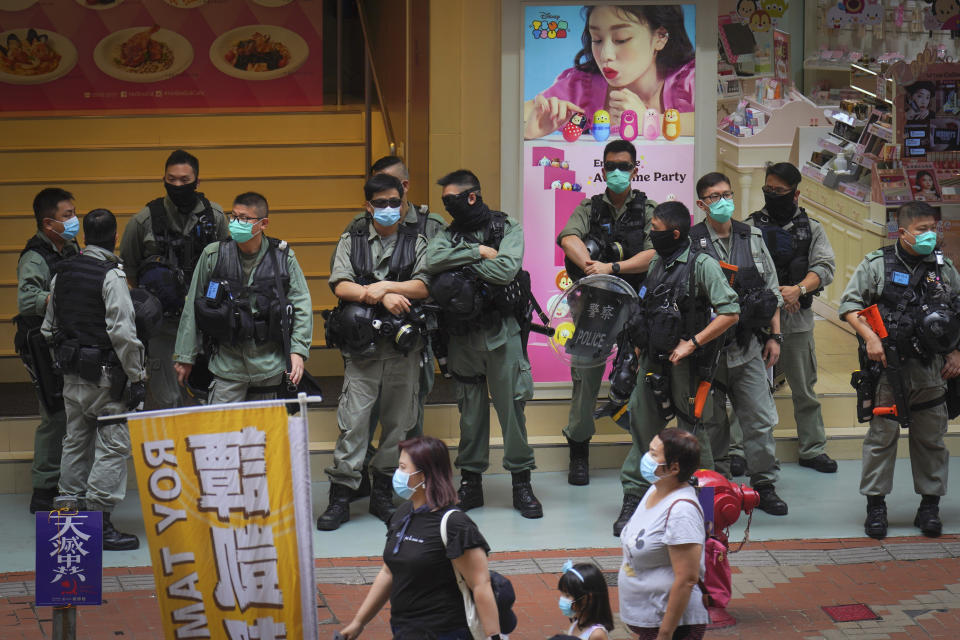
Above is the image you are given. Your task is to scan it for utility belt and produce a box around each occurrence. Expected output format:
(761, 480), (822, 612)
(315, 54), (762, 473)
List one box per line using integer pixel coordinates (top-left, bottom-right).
(195, 279), (286, 347)
(53, 338), (128, 400)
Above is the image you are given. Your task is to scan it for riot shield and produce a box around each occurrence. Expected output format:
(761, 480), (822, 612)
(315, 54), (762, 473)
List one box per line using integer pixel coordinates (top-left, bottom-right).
(547, 274), (638, 368)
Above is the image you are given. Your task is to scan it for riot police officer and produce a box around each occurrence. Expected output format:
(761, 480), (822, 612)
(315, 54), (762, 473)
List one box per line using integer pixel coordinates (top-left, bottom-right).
(42, 209), (146, 550)
(173, 192), (312, 405)
(691, 172), (787, 517)
(119, 150), (229, 408)
(344, 156), (448, 503)
(317, 173), (431, 530)
(737, 162), (838, 475)
(839, 201), (960, 539)
(613, 200), (740, 536)
(557, 139), (656, 486)
(425, 169), (543, 519)
(15, 188), (79, 513)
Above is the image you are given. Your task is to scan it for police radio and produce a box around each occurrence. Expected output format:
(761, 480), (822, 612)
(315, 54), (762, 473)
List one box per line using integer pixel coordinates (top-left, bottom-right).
(205, 280), (227, 306)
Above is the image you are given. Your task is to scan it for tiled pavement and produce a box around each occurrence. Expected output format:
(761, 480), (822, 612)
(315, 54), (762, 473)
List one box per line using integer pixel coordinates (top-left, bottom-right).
(3, 536), (960, 639)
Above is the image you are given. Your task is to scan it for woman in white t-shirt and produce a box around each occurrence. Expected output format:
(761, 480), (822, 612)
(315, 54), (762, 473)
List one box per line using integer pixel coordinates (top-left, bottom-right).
(618, 428), (708, 640)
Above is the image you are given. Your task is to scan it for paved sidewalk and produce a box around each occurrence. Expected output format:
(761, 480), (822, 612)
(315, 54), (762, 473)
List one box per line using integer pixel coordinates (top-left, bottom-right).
(2, 536), (960, 639)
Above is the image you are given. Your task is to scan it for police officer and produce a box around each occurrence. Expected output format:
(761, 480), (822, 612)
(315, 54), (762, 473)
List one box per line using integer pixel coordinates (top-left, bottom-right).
(15, 188), (79, 513)
(173, 192), (312, 403)
(425, 169), (543, 518)
(734, 162), (838, 475)
(557, 139), (656, 486)
(42, 209), (146, 550)
(317, 173), (431, 530)
(119, 150), (229, 409)
(839, 201), (960, 539)
(691, 172), (787, 516)
(345, 156), (448, 502)
(613, 201), (740, 535)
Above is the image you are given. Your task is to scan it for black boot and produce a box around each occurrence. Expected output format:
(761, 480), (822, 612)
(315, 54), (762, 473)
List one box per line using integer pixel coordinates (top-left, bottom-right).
(511, 470), (543, 519)
(29, 487), (58, 514)
(102, 512), (139, 551)
(350, 468), (371, 502)
(914, 495), (942, 538)
(567, 436), (590, 486)
(864, 495), (887, 539)
(369, 472), (397, 523)
(317, 483), (352, 531)
(456, 471), (484, 511)
(613, 493), (642, 536)
(755, 483), (788, 516)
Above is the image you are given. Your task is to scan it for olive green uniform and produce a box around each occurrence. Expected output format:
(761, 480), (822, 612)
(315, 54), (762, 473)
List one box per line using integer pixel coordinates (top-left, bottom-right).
(619, 245), (741, 496)
(730, 208), (836, 463)
(424, 215), (536, 474)
(326, 207), (431, 487)
(344, 205), (447, 443)
(838, 245), (959, 497)
(173, 235), (313, 403)
(41, 245), (146, 512)
(17, 231), (79, 492)
(118, 196), (228, 409)
(556, 191), (655, 443)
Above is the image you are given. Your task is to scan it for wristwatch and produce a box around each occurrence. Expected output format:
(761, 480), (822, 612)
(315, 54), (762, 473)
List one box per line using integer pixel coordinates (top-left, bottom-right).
(770, 333), (784, 345)
(611, 262), (621, 274)
(797, 284), (808, 296)
(691, 335), (701, 350)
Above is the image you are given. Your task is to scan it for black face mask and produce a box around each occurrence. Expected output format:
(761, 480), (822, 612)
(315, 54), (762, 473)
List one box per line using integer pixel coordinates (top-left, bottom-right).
(763, 191), (797, 225)
(650, 229), (687, 258)
(443, 191), (489, 230)
(164, 180), (199, 213)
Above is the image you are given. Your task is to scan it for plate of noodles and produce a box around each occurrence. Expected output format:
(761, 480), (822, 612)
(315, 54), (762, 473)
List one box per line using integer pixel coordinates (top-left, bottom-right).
(94, 26), (193, 83)
(210, 25), (308, 81)
(0, 28), (77, 85)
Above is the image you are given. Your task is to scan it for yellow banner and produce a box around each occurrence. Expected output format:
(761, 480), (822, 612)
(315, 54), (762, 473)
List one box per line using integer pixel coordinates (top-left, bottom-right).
(129, 403), (316, 640)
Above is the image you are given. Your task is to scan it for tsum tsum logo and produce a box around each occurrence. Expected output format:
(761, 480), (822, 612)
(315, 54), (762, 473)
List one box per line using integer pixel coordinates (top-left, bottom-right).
(531, 12), (568, 39)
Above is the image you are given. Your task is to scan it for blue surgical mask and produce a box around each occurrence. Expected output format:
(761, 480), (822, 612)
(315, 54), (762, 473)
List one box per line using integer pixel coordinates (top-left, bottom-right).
(229, 218), (257, 243)
(708, 198), (735, 223)
(373, 206), (402, 227)
(640, 452), (664, 484)
(605, 169), (632, 194)
(392, 468), (423, 500)
(911, 230), (937, 255)
(558, 595), (575, 618)
(56, 216), (79, 240)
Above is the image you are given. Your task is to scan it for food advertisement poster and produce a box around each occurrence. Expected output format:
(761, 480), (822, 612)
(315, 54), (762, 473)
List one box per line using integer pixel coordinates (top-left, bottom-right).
(0, 0), (323, 112)
(521, 3), (696, 383)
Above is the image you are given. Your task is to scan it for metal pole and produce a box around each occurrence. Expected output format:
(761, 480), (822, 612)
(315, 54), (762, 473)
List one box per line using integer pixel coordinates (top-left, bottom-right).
(51, 496), (78, 640)
(364, 49), (372, 175)
(336, 0), (343, 106)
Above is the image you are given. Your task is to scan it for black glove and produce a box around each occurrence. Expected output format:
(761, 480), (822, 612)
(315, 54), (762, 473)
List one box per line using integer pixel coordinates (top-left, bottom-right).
(127, 380), (146, 410)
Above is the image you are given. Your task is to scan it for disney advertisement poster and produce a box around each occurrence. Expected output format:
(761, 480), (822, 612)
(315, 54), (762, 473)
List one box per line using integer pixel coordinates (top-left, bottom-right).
(521, 3), (696, 383)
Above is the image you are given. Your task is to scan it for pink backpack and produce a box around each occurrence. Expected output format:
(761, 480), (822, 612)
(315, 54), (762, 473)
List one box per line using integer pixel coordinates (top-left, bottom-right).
(665, 498), (732, 608)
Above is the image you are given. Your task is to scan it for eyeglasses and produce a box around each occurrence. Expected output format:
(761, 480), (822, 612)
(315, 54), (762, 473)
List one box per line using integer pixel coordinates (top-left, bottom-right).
(229, 212), (264, 224)
(761, 186), (794, 196)
(604, 160), (634, 172)
(701, 191), (735, 204)
(369, 197), (403, 209)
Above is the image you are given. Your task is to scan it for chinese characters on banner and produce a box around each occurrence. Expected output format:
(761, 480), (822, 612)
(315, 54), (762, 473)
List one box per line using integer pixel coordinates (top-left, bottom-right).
(128, 404), (317, 640)
(35, 510), (103, 607)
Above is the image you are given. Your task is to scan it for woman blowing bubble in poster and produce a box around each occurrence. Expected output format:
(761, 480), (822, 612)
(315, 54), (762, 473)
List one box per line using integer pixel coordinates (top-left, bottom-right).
(523, 5), (695, 140)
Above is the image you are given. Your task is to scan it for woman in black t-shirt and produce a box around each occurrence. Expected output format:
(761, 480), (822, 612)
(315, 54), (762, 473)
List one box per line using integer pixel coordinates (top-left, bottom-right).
(339, 436), (503, 640)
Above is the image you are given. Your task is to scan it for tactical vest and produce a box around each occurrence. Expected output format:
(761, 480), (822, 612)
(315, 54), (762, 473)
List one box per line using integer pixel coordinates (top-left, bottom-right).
(877, 245), (954, 359)
(13, 236), (76, 357)
(349, 209), (428, 285)
(146, 196), (219, 273)
(195, 237), (291, 347)
(566, 190), (648, 289)
(748, 208), (814, 308)
(52, 254), (114, 348)
(638, 246), (710, 357)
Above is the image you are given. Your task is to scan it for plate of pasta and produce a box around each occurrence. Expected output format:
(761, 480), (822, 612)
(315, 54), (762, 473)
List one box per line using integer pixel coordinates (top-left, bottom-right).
(209, 25), (307, 81)
(0, 28), (77, 85)
(94, 26), (193, 83)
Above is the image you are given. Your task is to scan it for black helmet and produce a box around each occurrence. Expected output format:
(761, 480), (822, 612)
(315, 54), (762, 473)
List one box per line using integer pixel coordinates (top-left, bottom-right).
(918, 305), (960, 355)
(429, 270), (483, 318)
(130, 288), (163, 344)
(327, 303), (377, 356)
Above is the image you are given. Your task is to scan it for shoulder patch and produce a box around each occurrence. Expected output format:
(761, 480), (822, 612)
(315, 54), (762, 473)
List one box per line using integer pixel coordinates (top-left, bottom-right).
(865, 249), (884, 260)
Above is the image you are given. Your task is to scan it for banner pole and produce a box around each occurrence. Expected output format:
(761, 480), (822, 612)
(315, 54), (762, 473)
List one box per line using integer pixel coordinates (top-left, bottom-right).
(297, 391), (308, 418)
(97, 395), (324, 422)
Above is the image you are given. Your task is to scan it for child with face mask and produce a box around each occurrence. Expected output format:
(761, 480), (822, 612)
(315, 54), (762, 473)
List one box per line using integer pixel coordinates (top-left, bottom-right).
(557, 561), (614, 640)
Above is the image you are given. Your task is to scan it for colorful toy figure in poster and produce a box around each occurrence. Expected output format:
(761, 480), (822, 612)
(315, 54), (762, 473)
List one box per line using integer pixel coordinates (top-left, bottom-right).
(924, 0), (960, 31)
(523, 4), (694, 140)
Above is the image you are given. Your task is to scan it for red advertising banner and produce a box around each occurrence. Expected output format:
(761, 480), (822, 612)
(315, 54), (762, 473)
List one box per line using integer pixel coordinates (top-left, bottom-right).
(0, 0), (323, 112)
